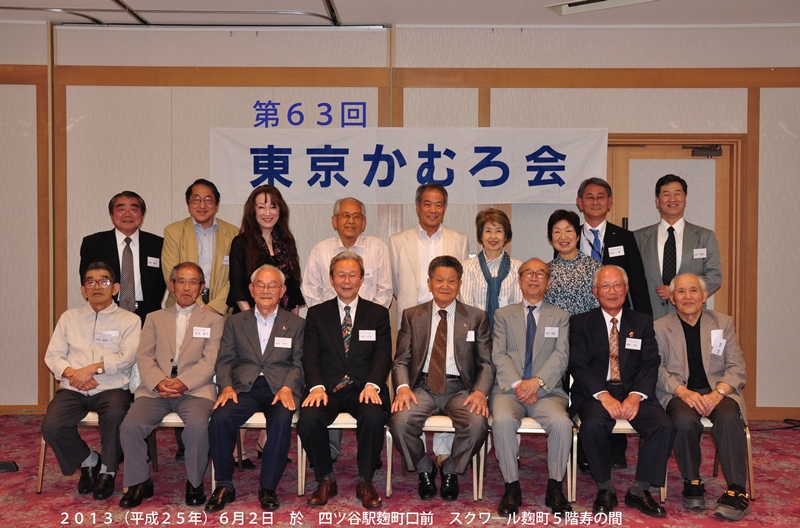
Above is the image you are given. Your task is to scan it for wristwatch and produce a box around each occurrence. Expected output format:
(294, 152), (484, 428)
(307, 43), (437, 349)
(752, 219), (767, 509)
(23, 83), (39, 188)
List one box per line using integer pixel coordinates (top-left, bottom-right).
(536, 377), (546, 388)
(715, 386), (726, 397)
(95, 363), (104, 375)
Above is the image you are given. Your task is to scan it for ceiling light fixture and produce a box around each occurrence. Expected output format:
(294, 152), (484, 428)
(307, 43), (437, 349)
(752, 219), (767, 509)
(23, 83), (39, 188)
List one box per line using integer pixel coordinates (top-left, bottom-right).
(546, 0), (657, 16)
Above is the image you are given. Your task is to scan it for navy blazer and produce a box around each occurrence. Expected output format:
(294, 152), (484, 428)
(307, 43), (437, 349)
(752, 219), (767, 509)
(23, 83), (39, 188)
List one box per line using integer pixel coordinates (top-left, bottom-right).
(599, 222), (652, 316)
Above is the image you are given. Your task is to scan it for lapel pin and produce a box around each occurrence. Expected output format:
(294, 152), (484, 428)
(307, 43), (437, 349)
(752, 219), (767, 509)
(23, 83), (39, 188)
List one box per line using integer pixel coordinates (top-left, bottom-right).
(463, 323), (468, 328)
(629, 331), (634, 337)
(282, 326), (286, 331)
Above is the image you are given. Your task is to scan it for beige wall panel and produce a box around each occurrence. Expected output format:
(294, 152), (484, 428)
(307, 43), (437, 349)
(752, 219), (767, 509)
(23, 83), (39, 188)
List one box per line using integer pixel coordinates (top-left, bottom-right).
(67, 86), (173, 309)
(0, 85), (39, 404)
(492, 88), (747, 133)
(395, 26), (800, 68)
(0, 22), (47, 65)
(758, 88), (800, 407)
(56, 27), (388, 67)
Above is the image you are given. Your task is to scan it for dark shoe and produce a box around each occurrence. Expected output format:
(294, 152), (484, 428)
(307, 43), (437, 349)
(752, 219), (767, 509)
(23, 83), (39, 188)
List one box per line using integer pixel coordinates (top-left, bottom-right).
(175, 447), (185, 462)
(418, 464), (437, 500)
(624, 489), (667, 517)
(592, 488), (618, 514)
(308, 477), (337, 506)
(92, 473), (116, 500)
(205, 486), (236, 512)
(259, 488), (280, 510)
(119, 478), (154, 508)
(356, 480), (383, 509)
(578, 461), (591, 475)
(185, 481), (206, 506)
(77, 454), (101, 494)
(440, 473), (459, 501)
(610, 451), (627, 469)
(497, 481), (522, 516)
(714, 490), (750, 520)
(682, 478), (706, 510)
(545, 488), (572, 514)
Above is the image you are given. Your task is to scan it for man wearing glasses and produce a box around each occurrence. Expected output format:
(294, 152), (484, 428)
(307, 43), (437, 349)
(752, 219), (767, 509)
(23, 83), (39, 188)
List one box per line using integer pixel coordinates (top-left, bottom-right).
(162, 179), (238, 316)
(119, 262), (223, 509)
(491, 258), (572, 517)
(43, 262), (141, 500)
(206, 264), (305, 512)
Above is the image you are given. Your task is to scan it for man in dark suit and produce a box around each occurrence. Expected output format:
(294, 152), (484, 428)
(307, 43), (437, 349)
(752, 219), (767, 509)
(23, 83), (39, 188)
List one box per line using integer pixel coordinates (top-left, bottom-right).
(296, 251), (392, 509)
(206, 264), (305, 512)
(79, 191), (165, 324)
(390, 255), (495, 502)
(569, 265), (676, 518)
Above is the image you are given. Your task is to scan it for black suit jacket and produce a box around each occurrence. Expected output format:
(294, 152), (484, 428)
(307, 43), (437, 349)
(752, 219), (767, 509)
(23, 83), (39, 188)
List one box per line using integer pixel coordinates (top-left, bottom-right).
(568, 307), (659, 417)
(79, 229), (166, 324)
(302, 296), (392, 403)
(586, 222), (652, 317)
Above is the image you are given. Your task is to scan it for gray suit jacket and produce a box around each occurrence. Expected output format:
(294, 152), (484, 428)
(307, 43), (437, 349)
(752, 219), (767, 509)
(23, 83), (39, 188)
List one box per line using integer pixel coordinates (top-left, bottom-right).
(491, 301), (570, 400)
(634, 220), (722, 319)
(215, 308), (305, 407)
(134, 304), (224, 402)
(393, 300), (495, 396)
(655, 310), (747, 422)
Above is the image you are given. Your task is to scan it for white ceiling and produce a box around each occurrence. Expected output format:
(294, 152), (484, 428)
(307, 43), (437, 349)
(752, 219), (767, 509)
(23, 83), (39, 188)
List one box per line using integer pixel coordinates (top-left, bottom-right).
(2, 0), (800, 27)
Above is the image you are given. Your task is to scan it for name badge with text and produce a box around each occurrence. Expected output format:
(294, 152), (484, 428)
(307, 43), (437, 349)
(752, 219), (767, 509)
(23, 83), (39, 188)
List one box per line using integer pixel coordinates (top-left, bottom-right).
(694, 248), (707, 259)
(147, 256), (160, 268)
(625, 338), (642, 350)
(608, 245), (625, 257)
(712, 338), (726, 356)
(193, 327), (211, 338)
(466, 330), (475, 342)
(274, 337), (292, 348)
(364, 268), (374, 279)
(544, 326), (559, 338)
(223, 255), (230, 265)
(359, 330), (376, 341)
(94, 333), (113, 344)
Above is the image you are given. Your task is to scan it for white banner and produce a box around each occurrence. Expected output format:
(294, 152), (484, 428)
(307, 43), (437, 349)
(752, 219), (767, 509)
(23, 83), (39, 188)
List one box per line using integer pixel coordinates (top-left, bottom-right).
(210, 128), (607, 205)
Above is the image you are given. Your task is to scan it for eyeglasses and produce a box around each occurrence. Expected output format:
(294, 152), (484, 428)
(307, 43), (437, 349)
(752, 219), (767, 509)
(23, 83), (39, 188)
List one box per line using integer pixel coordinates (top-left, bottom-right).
(189, 195), (216, 206)
(83, 278), (112, 288)
(332, 272), (361, 281)
(520, 270), (549, 280)
(253, 281), (282, 292)
(597, 282), (626, 293)
(174, 278), (202, 287)
(336, 213), (363, 222)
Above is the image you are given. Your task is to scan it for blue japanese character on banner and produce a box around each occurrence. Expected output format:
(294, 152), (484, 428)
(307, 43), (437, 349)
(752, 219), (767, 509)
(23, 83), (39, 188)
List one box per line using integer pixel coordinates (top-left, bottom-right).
(307, 144), (350, 187)
(363, 144), (407, 187)
(417, 143), (456, 186)
(469, 146), (509, 187)
(250, 146), (293, 188)
(525, 145), (567, 187)
(253, 100), (281, 128)
(341, 102), (367, 128)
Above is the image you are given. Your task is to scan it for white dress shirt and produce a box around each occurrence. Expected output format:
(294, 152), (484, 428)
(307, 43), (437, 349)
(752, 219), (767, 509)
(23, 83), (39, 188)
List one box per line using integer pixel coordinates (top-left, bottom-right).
(423, 300), (459, 377)
(416, 225), (444, 305)
(594, 309), (647, 400)
(657, 217), (685, 274)
(193, 217), (218, 289)
(580, 219), (607, 258)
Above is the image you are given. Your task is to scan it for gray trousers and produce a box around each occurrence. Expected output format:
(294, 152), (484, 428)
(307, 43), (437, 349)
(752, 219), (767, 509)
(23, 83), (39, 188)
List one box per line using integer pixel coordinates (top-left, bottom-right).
(389, 377), (488, 476)
(120, 395), (213, 488)
(491, 392), (571, 483)
(666, 395), (747, 488)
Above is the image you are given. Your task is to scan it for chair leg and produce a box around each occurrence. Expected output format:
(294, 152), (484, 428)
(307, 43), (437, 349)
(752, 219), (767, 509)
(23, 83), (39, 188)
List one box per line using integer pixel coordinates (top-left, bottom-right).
(713, 449), (720, 477)
(297, 433), (305, 497)
(569, 426), (578, 502)
(147, 430), (159, 473)
(478, 440), (487, 501)
(236, 429), (243, 472)
(211, 460), (216, 490)
(385, 429), (393, 498)
(660, 466), (668, 503)
(36, 438), (47, 494)
(472, 451), (479, 502)
(745, 426), (755, 501)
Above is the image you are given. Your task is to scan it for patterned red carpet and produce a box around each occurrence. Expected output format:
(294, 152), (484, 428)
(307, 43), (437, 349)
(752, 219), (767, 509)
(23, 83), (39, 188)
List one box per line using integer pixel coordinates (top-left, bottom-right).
(2, 414), (798, 527)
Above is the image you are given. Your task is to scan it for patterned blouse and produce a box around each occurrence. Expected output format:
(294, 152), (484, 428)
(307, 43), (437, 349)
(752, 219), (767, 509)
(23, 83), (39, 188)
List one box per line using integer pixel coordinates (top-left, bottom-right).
(543, 252), (602, 316)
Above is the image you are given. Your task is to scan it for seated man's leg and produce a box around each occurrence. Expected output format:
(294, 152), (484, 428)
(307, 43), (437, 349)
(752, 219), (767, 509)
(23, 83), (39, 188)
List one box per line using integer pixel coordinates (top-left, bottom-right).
(175, 395), (214, 489)
(347, 388), (390, 482)
(42, 390), (94, 475)
(209, 390), (263, 487)
(297, 391), (345, 483)
(444, 389), (489, 476)
(629, 399), (677, 488)
(665, 397), (704, 481)
(490, 393), (524, 485)
(708, 397), (748, 490)
(259, 393), (295, 492)
(92, 389), (131, 474)
(576, 398), (615, 486)
(120, 397), (171, 487)
(388, 388), (437, 472)
(529, 396), (571, 483)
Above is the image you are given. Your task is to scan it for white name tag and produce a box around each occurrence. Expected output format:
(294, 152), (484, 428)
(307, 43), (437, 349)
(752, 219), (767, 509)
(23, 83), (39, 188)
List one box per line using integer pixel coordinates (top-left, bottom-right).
(693, 248), (707, 259)
(193, 327), (211, 338)
(544, 326), (559, 338)
(94, 333), (113, 344)
(607, 245), (625, 257)
(466, 330), (475, 342)
(498, 296), (508, 308)
(223, 255), (230, 265)
(364, 268), (374, 279)
(103, 330), (119, 337)
(359, 330), (376, 341)
(625, 337), (642, 350)
(712, 338), (726, 356)
(147, 256), (160, 268)
(274, 337), (292, 348)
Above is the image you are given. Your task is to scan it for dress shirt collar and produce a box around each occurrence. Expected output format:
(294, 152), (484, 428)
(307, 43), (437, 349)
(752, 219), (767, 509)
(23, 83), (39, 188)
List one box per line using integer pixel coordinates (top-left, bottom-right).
(176, 302), (197, 317)
(114, 228), (140, 246)
(254, 304), (279, 324)
(416, 223), (443, 242)
(600, 308), (623, 332)
(583, 219), (607, 239)
(337, 295), (360, 321)
(193, 216), (218, 232)
(433, 299), (457, 318)
(82, 300), (120, 317)
(522, 299), (543, 311)
(659, 217), (685, 234)
(335, 234), (366, 252)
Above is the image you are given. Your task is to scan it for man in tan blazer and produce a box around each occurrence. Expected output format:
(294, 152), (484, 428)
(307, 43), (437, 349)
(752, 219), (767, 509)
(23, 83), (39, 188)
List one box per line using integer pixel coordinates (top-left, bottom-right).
(655, 273), (749, 521)
(119, 262), (224, 509)
(162, 179), (238, 315)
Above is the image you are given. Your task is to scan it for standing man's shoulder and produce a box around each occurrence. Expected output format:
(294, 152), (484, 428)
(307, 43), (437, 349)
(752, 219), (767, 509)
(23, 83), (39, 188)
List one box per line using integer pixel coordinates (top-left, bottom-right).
(606, 221), (635, 240)
(164, 217), (192, 235)
(138, 229), (164, 245)
(390, 227), (415, 244)
(82, 228), (116, 244)
(569, 307), (600, 328)
(215, 217), (239, 236)
(653, 312), (680, 332)
(633, 222), (657, 239)
(442, 225), (467, 240)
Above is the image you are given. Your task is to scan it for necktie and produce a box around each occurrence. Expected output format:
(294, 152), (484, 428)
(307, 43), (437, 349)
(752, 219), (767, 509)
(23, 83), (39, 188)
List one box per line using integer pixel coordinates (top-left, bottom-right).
(342, 305), (352, 357)
(609, 317), (621, 384)
(662, 226), (676, 285)
(523, 305), (537, 379)
(119, 236), (135, 311)
(589, 228), (602, 261)
(427, 310), (448, 395)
